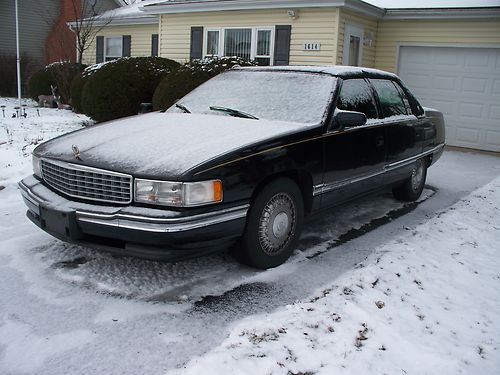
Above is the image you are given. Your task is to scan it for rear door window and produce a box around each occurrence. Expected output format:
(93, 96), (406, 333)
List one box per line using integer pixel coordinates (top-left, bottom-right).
(337, 79), (378, 120)
(370, 79), (408, 118)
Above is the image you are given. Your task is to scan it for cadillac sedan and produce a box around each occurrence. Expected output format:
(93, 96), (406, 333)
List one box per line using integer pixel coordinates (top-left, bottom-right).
(19, 66), (445, 269)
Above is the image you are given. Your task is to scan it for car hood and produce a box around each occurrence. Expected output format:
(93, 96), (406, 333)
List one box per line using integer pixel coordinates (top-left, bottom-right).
(35, 112), (311, 178)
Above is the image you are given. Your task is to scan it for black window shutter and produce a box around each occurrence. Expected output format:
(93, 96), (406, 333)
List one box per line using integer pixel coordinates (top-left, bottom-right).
(96, 36), (104, 63)
(151, 34), (159, 57)
(122, 35), (131, 57)
(274, 25), (291, 66)
(190, 26), (203, 61)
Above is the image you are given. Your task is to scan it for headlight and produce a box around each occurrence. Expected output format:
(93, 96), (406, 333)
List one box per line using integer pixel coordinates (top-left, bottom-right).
(33, 155), (42, 178)
(134, 179), (222, 207)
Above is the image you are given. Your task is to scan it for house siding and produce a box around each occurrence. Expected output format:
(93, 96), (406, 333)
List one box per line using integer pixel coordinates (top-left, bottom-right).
(375, 18), (500, 73)
(0, 0), (59, 67)
(158, 8), (339, 65)
(337, 9), (378, 67)
(82, 24), (160, 64)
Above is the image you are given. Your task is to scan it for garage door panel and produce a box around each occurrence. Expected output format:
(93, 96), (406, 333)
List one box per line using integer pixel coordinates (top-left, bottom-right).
(462, 77), (488, 93)
(433, 50), (460, 66)
(433, 75), (457, 91)
(459, 102), (484, 118)
(427, 99), (455, 115)
(493, 79), (500, 94)
(403, 72), (431, 89)
(489, 105), (500, 120)
(398, 46), (500, 151)
(486, 130), (500, 148)
(456, 127), (480, 144)
(465, 52), (490, 68)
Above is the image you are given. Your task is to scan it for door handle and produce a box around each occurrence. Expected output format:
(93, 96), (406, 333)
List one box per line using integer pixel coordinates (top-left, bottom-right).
(375, 136), (384, 147)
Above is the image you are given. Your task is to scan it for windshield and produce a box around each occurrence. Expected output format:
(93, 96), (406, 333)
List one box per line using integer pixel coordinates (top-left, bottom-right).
(167, 70), (336, 125)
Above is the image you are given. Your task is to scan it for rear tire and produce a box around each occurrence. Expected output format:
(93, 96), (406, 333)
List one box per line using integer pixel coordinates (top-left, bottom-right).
(392, 158), (427, 202)
(236, 178), (304, 269)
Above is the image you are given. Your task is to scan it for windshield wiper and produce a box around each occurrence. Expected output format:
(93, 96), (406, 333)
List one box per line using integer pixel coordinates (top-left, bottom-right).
(209, 106), (259, 120)
(175, 103), (191, 113)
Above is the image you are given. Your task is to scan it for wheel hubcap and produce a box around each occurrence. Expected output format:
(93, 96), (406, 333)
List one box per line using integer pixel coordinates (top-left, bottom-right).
(272, 212), (290, 238)
(411, 161), (424, 191)
(258, 193), (296, 255)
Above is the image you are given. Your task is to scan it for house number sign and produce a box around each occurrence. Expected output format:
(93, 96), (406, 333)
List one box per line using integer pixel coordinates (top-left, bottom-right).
(303, 42), (321, 51)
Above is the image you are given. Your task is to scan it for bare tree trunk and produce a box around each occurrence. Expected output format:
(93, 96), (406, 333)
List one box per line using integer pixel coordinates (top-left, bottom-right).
(69, 0), (114, 65)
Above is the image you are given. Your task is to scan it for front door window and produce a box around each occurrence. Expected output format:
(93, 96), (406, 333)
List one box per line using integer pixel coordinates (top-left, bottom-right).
(343, 25), (363, 66)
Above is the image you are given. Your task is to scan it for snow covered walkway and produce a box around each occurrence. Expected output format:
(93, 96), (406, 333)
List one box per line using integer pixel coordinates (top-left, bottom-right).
(174, 177), (500, 375)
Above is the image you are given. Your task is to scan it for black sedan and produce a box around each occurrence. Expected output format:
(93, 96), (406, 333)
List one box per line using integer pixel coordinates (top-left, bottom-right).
(19, 66), (445, 269)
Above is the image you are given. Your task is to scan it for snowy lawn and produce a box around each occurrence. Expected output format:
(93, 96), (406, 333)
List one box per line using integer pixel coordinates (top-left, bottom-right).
(0, 98), (91, 185)
(0, 95), (499, 375)
(174, 178), (500, 375)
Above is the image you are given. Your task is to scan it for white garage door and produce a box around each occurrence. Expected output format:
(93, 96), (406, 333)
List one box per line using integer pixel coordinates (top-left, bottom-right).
(398, 46), (500, 152)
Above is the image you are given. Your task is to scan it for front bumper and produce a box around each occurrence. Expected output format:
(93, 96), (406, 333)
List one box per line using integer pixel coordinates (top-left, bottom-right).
(19, 176), (248, 261)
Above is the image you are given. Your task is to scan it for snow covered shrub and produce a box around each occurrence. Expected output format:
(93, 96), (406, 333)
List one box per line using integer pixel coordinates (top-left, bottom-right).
(0, 54), (35, 97)
(152, 56), (256, 111)
(27, 67), (53, 101)
(69, 73), (87, 113)
(28, 62), (85, 104)
(81, 57), (180, 122)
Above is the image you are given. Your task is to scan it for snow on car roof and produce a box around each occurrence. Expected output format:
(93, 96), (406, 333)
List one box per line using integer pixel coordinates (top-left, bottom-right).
(236, 65), (399, 79)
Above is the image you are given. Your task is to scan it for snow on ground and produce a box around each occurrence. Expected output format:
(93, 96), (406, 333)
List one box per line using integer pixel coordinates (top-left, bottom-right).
(0, 96), (499, 374)
(0, 98), (91, 186)
(173, 177), (500, 375)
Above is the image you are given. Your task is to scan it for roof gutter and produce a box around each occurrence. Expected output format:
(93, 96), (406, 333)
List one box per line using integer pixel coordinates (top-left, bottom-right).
(67, 15), (159, 29)
(140, 0), (385, 18)
(383, 7), (500, 20)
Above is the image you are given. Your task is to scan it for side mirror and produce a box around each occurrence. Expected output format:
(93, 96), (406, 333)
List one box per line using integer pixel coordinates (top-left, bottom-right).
(331, 110), (367, 131)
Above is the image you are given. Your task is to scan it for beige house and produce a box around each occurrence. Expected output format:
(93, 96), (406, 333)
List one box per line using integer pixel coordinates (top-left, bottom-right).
(81, 0), (500, 152)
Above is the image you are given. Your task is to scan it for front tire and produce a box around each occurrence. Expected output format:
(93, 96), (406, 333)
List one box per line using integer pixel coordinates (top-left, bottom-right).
(236, 178), (304, 269)
(392, 158), (427, 202)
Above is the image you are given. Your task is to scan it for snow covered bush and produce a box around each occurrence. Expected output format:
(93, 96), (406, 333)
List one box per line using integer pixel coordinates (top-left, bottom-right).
(81, 57), (180, 122)
(27, 62), (86, 104)
(69, 72), (87, 113)
(0, 53), (35, 97)
(152, 56), (256, 111)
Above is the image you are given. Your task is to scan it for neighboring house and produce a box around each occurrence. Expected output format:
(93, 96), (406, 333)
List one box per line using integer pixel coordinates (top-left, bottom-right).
(80, 0), (500, 152)
(79, 0), (161, 63)
(0, 0), (120, 68)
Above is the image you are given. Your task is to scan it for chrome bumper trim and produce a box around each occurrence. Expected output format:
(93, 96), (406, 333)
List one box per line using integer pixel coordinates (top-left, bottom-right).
(76, 205), (249, 233)
(19, 180), (249, 233)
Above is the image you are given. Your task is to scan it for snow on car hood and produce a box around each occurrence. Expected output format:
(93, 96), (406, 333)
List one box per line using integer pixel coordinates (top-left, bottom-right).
(36, 112), (312, 177)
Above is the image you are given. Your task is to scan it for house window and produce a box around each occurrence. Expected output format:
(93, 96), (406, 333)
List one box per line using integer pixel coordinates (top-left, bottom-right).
(203, 27), (274, 65)
(105, 36), (122, 61)
(255, 29), (272, 66)
(224, 28), (252, 60)
(206, 30), (220, 56)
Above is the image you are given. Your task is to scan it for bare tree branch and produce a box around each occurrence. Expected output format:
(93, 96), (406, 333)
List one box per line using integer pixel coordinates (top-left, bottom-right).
(68, 0), (115, 64)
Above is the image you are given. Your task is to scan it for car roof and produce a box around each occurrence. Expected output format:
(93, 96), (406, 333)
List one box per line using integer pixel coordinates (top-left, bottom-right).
(235, 65), (400, 80)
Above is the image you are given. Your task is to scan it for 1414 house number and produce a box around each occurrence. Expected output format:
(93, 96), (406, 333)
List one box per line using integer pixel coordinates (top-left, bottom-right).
(303, 42), (321, 51)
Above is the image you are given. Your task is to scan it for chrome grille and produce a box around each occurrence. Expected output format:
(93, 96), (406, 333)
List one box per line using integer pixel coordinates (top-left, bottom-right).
(41, 160), (132, 204)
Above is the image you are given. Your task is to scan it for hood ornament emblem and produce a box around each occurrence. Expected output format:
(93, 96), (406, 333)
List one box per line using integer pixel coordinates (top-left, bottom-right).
(72, 144), (81, 160)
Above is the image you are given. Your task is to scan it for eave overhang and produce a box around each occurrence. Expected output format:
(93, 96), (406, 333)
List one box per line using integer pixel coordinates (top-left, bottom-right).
(383, 7), (500, 20)
(140, 0), (385, 19)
